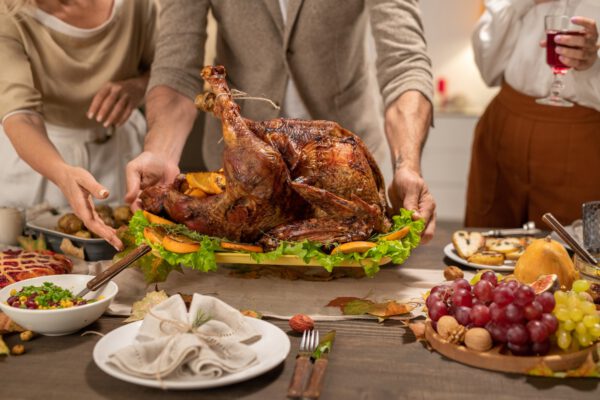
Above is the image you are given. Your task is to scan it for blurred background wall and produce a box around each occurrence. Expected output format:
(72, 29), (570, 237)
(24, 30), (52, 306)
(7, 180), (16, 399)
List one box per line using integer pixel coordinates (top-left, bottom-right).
(179, 1), (495, 223)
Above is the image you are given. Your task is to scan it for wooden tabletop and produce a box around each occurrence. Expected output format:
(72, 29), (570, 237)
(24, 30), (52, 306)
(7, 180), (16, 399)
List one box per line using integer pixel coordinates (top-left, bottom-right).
(1, 222), (599, 399)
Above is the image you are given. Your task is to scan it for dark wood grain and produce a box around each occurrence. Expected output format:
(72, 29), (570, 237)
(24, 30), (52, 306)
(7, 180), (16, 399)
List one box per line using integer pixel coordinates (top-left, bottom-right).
(287, 355), (310, 398)
(303, 357), (328, 399)
(1, 222), (598, 399)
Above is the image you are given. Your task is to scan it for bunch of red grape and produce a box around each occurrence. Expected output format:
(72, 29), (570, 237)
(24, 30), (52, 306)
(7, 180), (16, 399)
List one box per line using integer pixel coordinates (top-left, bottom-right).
(427, 271), (558, 355)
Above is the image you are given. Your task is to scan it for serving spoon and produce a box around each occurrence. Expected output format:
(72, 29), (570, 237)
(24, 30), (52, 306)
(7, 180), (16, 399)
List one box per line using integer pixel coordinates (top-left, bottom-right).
(541, 213), (599, 266)
(75, 244), (151, 299)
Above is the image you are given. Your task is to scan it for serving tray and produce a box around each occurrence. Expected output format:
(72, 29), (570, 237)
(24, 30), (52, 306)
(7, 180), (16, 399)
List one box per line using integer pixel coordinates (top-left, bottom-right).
(214, 253), (391, 268)
(425, 321), (599, 375)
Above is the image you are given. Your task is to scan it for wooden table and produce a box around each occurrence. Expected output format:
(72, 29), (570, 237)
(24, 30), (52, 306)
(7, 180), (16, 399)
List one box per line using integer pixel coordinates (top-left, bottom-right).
(2, 222), (599, 399)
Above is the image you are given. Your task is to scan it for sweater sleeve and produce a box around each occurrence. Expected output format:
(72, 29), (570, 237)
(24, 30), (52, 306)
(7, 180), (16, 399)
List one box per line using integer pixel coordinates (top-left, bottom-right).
(147, 0), (210, 100)
(368, 0), (433, 110)
(472, 0), (536, 87)
(0, 16), (43, 121)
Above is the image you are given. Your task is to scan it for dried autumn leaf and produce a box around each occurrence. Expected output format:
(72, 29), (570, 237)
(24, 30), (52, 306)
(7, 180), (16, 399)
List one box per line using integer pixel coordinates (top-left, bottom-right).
(528, 361), (555, 377)
(326, 297), (362, 309)
(60, 238), (85, 260)
(342, 299), (374, 315)
(123, 290), (169, 323)
(0, 312), (24, 334)
(565, 353), (600, 378)
(240, 309), (263, 319)
(0, 335), (8, 356)
(408, 322), (426, 341)
(368, 301), (415, 318)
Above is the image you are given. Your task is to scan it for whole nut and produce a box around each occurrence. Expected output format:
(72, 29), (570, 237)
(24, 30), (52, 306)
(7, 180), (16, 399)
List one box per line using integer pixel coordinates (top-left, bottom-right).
(289, 314), (314, 333)
(11, 344), (25, 356)
(19, 331), (34, 342)
(436, 315), (459, 339)
(464, 328), (493, 352)
(444, 266), (464, 281)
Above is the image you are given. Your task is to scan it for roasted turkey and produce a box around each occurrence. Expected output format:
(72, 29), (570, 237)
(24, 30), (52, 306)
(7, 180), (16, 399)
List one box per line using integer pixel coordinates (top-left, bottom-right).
(140, 66), (391, 247)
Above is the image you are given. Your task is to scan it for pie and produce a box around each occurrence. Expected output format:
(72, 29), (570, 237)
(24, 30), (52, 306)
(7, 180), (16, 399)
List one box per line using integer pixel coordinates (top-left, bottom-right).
(0, 249), (73, 288)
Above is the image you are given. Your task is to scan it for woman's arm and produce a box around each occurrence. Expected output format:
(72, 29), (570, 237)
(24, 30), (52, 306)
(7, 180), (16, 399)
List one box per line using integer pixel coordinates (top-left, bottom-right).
(3, 113), (123, 249)
(472, 0), (539, 86)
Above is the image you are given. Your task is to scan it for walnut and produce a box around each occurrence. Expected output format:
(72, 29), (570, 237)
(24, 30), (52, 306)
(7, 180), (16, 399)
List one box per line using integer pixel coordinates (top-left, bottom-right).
(436, 316), (459, 339)
(444, 266), (464, 281)
(447, 325), (467, 344)
(464, 328), (493, 352)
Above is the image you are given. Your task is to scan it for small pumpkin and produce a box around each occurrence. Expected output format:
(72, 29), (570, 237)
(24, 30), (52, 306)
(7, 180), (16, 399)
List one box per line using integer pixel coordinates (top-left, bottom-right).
(514, 236), (577, 290)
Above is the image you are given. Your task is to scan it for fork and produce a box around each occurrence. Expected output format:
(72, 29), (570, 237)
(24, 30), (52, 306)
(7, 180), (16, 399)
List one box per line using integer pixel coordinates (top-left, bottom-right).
(287, 330), (319, 398)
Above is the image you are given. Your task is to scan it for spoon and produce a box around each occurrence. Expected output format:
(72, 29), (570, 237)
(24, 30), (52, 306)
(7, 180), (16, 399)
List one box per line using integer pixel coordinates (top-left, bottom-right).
(75, 244), (151, 299)
(541, 213), (599, 266)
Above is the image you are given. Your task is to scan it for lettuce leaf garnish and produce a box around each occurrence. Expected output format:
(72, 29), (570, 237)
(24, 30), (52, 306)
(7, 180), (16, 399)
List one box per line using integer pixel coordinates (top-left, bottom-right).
(126, 208), (424, 281)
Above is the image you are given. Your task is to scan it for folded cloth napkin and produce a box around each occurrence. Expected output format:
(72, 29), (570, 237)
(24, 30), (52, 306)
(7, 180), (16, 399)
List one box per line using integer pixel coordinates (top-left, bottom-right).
(108, 294), (261, 380)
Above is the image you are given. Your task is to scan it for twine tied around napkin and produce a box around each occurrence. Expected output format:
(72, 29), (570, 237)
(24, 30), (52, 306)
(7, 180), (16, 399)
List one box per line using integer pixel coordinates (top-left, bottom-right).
(108, 294), (261, 383)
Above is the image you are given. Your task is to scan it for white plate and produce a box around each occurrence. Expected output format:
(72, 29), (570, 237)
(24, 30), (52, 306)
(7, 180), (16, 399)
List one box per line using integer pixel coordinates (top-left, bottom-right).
(93, 318), (290, 389)
(443, 243), (515, 272)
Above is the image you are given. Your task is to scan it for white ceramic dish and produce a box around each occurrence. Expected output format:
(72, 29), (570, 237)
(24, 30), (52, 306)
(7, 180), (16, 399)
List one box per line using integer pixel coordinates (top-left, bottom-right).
(0, 274), (118, 336)
(443, 243), (516, 272)
(93, 318), (290, 390)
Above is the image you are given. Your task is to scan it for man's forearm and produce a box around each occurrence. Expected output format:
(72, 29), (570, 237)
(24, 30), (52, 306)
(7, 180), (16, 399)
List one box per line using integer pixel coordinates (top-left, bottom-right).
(384, 90), (432, 173)
(143, 85), (198, 162)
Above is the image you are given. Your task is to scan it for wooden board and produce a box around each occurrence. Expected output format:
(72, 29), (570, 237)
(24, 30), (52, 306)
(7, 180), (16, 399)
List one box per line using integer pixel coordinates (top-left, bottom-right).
(214, 252), (391, 268)
(425, 321), (599, 374)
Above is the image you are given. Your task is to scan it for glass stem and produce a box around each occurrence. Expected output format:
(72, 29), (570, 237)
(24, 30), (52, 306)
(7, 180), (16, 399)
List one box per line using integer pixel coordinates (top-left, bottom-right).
(550, 72), (566, 99)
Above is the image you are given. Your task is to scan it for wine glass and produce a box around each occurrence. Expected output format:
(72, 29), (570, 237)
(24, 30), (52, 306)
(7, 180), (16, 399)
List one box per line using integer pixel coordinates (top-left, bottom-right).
(536, 15), (584, 107)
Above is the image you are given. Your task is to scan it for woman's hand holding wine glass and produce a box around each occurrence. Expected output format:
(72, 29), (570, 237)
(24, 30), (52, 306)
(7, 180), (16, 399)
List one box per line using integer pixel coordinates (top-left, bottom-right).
(536, 15), (599, 107)
(552, 17), (599, 71)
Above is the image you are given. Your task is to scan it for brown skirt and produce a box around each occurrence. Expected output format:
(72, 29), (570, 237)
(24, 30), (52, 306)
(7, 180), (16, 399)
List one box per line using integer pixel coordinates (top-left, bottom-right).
(465, 83), (600, 228)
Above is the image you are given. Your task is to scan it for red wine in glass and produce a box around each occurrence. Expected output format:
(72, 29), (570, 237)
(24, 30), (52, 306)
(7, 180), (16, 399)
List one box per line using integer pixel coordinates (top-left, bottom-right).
(537, 15), (583, 107)
(546, 30), (585, 74)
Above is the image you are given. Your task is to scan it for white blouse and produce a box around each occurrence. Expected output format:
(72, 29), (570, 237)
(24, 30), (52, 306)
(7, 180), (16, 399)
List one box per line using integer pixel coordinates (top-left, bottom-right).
(473, 0), (600, 111)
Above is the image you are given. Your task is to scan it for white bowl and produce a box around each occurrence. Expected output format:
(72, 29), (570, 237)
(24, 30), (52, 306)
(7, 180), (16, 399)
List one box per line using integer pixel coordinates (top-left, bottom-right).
(0, 274), (118, 336)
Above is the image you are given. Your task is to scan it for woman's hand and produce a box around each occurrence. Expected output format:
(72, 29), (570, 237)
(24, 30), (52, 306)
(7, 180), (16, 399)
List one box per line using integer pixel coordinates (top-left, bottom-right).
(87, 74), (149, 128)
(56, 165), (123, 250)
(388, 164), (436, 244)
(540, 17), (600, 71)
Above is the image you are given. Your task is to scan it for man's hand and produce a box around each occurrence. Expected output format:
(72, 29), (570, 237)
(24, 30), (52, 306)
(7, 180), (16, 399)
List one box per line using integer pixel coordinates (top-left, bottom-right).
(87, 75), (149, 128)
(125, 151), (181, 210)
(388, 164), (436, 244)
(56, 165), (123, 250)
(383, 90), (435, 244)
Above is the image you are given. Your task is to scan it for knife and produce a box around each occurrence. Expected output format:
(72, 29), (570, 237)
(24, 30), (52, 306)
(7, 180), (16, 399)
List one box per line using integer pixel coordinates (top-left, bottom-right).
(302, 330), (336, 399)
(481, 221), (542, 237)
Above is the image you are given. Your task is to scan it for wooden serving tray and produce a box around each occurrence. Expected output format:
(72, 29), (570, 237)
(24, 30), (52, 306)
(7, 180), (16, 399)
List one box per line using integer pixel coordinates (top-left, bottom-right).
(214, 253), (391, 268)
(425, 321), (599, 374)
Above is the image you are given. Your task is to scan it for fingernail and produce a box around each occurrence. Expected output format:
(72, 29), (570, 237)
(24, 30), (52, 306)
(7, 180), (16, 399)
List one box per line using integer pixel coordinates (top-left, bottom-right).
(103, 121), (110, 128)
(87, 112), (94, 119)
(99, 189), (109, 198)
(96, 115), (103, 122)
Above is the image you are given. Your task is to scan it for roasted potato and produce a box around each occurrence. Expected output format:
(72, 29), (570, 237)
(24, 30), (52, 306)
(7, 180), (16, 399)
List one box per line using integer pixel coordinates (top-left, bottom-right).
(113, 205), (133, 227)
(57, 213), (84, 234)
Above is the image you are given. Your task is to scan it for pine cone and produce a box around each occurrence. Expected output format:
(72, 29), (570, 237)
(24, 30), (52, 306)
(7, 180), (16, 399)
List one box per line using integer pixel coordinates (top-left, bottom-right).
(447, 325), (467, 344)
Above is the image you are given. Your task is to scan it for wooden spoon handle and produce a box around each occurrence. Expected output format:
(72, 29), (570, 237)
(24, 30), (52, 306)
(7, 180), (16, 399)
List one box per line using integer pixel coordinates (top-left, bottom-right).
(302, 358), (328, 399)
(287, 355), (311, 398)
(86, 244), (151, 291)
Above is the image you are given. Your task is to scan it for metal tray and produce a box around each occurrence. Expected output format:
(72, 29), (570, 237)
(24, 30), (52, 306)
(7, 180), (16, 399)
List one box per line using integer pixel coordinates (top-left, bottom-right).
(25, 213), (117, 261)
